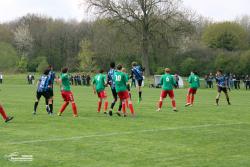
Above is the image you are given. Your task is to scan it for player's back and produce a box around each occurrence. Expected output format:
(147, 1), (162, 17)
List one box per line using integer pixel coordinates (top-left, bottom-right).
(61, 73), (71, 91)
(108, 69), (116, 89)
(114, 71), (127, 92)
(189, 74), (200, 88)
(132, 66), (143, 80)
(93, 74), (106, 92)
(161, 74), (175, 91)
(37, 75), (49, 92)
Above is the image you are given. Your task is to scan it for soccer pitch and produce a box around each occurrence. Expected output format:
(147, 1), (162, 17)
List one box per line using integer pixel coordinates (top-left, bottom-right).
(0, 75), (250, 167)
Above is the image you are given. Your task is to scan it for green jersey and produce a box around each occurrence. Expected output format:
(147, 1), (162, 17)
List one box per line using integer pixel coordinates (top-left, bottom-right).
(114, 71), (128, 93)
(92, 74), (106, 93)
(61, 73), (71, 91)
(188, 74), (200, 89)
(160, 74), (176, 91)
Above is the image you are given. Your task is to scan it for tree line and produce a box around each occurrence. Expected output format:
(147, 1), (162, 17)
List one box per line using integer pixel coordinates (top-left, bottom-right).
(0, 0), (250, 76)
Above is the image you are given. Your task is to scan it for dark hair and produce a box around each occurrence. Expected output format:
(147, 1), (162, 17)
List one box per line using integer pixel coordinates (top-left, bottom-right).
(193, 71), (198, 75)
(48, 65), (52, 69)
(61, 67), (68, 73)
(217, 69), (223, 73)
(44, 69), (50, 75)
(117, 64), (123, 70)
(132, 62), (137, 67)
(99, 69), (104, 73)
(110, 62), (116, 68)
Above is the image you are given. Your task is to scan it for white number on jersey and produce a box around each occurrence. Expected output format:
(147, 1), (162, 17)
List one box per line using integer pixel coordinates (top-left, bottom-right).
(115, 75), (121, 81)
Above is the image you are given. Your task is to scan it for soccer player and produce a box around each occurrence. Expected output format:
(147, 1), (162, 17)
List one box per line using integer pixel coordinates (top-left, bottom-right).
(115, 64), (135, 117)
(131, 62), (144, 103)
(92, 69), (109, 115)
(48, 65), (56, 114)
(122, 68), (131, 99)
(156, 68), (177, 112)
(33, 69), (52, 115)
(0, 104), (13, 123)
(215, 70), (231, 106)
(185, 71), (200, 107)
(58, 68), (78, 117)
(107, 62), (117, 116)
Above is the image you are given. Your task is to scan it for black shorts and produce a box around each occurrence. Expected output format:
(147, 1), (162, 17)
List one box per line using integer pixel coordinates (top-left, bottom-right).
(218, 86), (227, 93)
(49, 89), (54, 97)
(36, 91), (50, 100)
(137, 79), (143, 87)
(111, 88), (118, 99)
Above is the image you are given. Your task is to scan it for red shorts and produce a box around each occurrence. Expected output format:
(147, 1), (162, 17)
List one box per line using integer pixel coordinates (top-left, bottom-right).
(188, 88), (197, 94)
(118, 91), (130, 100)
(161, 90), (174, 99)
(98, 91), (107, 98)
(61, 91), (74, 102)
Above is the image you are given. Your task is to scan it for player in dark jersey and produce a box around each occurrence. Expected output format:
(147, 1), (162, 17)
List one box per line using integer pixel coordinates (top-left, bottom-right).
(215, 70), (231, 106)
(0, 104), (13, 123)
(48, 65), (56, 114)
(33, 69), (52, 115)
(107, 62), (117, 116)
(131, 62), (144, 103)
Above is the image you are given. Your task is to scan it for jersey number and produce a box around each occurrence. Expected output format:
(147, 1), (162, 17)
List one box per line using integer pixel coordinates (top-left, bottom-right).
(166, 78), (170, 82)
(116, 75), (121, 81)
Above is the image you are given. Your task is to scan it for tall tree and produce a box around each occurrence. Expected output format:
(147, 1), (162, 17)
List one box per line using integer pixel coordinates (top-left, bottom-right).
(84, 0), (187, 75)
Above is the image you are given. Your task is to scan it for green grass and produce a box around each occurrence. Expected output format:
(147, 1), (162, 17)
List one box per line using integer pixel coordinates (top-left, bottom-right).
(0, 75), (250, 167)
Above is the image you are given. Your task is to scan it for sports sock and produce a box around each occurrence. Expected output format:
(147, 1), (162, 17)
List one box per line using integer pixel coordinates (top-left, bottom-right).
(98, 101), (102, 112)
(158, 101), (163, 109)
(34, 102), (39, 112)
(111, 101), (116, 109)
(122, 101), (126, 114)
(129, 103), (135, 114)
(49, 104), (53, 113)
(126, 100), (129, 108)
(186, 95), (191, 104)
(104, 101), (108, 112)
(60, 102), (69, 113)
(71, 102), (78, 116)
(118, 101), (122, 112)
(172, 100), (176, 108)
(139, 91), (142, 98)
(216, 98), (219, 105)
(227, 98), (230, 104)
(0, 105), (7, 120)
(191, 95), (195, 104)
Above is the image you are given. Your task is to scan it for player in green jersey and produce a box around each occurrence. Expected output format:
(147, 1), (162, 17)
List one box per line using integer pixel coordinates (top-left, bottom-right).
(185, 71), (200, 107)
(156, 68), (177, 112)
(115, 65), (135, 117)
(92, 69), (109, 115)
(58, 68), (78, 117)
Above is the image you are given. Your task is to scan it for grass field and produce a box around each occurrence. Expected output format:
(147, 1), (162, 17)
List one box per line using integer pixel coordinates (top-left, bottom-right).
(0, 74), (250, 167)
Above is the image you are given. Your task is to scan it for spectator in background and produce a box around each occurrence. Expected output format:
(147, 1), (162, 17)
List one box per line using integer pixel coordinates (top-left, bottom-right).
(174, 74), (179, 89)
(245, 75), (250, 90)
(0, 73), (3, 84)
(207, 73), (214, 88)
(236, 75), (241, 89)
(82, 74), (86, 86)
(229, 74), (234, 89)
(204, 74), (208, 88)
(31, 74), (35, 85)
(86, 74), (91, 86)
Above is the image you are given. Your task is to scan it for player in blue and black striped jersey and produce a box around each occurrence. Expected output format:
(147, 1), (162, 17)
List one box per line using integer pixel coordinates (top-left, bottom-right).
(48, 65), (56, 114)
(215, 70), (231, 106)
(107, 62), (117, 116)
(131, 62), (144, 103)
(33, 69), (52, 115)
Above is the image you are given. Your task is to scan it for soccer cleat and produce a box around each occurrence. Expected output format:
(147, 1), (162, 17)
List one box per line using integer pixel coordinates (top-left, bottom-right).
(109, 110), (113, 116)
(173, 108), (178, 112)
(5, 116), (14, 123)
(33, 111), (36, 115)
(58, 112), (62, 116)
(104, 112), (107, 115)
(156, 108), (161, 112)
(185, 103), (191, 107)
(46, 106), (50, 114)
(116, 111), (122, 117)
(73, 114), (78, 117)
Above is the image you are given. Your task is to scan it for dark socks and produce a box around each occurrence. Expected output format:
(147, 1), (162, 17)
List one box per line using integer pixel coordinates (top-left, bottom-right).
(34, 102), (39, 112)
(49, 104), (53, 113)
(139, 91), (142, 98)
(216, 99), (219, 105)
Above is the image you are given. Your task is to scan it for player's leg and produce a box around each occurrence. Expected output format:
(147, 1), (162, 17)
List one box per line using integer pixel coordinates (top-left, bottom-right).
(104, 97), (109, 114)
(223, 89), (231, 105)
(69, 92), (78, 117)
(0, 104), (14, 122)
(58, 91), (69, 116)
(169, 91), (177, 112)
(116, 100), (122, 117)
(49, 89), (54, 114)
(43, 92), (51, 114)
(127, 98), (135, 116)
(191, 89), (197, 106)
(97, 98), (103, 113)
(157, 91), (166, 112)
(185, 88), (192, 106)
(137, 80), (143, 103)
(33, 92), (42, 115)
(109, 88), (117, 112)
(216, 89), (221, 106)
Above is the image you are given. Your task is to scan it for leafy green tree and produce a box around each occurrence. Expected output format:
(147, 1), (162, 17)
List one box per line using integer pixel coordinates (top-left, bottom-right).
(17, 56), (28, 73)
(202, 22), (248, 51)
(36, 57), (49, 73)
(180, 57), (197, 76)
(0, 42), (19, 72)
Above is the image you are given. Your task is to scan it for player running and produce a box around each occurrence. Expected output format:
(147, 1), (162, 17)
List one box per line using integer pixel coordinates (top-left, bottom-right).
(0, 104), (13, 123)
(156, 68), (177, 112)
(115, 64), (135, 117)
(107, 62), (118, 116)
(185, 71), (200, 107)
(215, 70), (231, 106)
(92, 69), (109, 115)
(58, 68), (78, 117)
(131, 62), (144, 103)
(33, 69), (52, 115)
(48, 65), (56, 114)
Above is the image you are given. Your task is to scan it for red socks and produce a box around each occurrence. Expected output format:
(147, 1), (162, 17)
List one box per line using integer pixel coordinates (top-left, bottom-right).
(186, 95), (191, 104)
(122, 102), (126, 114)
(129, 103), (134, 115)
(97, 101), (102, 112)
(0, 105), (7, 120)
(104, 101), (108, 112)
(172, 100), (176, 108)
(158, 101), (163, 109)
(60, 102), (69, 114)
(191, 95), (195, 104)
(72, 102), (78, 116)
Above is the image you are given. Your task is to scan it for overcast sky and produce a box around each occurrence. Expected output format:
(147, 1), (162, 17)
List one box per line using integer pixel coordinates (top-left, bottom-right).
(0, 0), (250, 23)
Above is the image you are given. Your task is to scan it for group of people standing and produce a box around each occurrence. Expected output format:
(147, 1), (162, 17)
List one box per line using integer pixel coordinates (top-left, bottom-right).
(70, 74), (91, 86)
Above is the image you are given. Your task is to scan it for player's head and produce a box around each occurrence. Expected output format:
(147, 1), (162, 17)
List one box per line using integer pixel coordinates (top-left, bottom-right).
(121, 68), (126, 73)
(62, 67), (69, 74)
(44, 69), (50, 75)
(48, 65), (53, 70)
(99, 69), (104, 73)
(110, 62), (116, 68)
(217, 70), (222, 75)
(193, 71), (198, 75)
(165, 68), (171, 73)
(117, 64), (123, 71)
(132, 62), (137, 67)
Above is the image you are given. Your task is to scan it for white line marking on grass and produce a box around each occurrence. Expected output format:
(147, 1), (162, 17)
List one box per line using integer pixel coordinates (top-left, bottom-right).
(9, 122), (248, 145)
